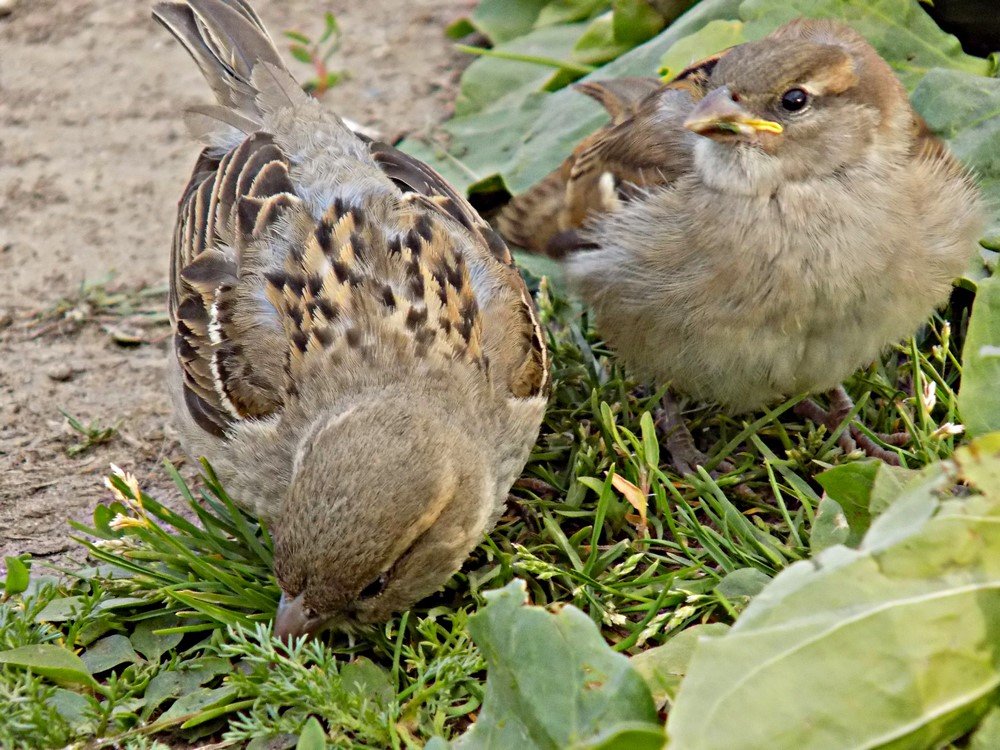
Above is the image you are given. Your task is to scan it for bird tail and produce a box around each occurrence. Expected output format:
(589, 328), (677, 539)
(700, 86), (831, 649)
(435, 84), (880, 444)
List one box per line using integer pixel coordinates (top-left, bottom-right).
(496, 163), (573, 257)
(152, 0), (306, 147)
(497, 77), (661, 257)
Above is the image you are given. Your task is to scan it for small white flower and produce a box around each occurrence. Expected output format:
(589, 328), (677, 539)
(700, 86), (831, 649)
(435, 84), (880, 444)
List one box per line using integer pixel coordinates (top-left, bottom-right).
(921, 381), (937, 413)
(931, 422), (964, 440)
(109, 513), (149, 531)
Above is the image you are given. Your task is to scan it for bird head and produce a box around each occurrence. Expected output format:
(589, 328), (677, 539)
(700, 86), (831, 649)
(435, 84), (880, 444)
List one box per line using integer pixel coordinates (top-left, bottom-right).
(269, 393), (494, 639)
(683, 19), (910, 191)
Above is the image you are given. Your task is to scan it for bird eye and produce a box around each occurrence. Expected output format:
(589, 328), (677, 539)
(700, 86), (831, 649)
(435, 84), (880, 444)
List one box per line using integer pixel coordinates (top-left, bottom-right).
(780, 88), (809, 112)
(359, 573), (388, 600)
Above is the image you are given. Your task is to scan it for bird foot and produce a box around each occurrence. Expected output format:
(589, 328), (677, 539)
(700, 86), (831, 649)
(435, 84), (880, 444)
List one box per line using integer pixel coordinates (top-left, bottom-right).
(794, 386), (908, 465)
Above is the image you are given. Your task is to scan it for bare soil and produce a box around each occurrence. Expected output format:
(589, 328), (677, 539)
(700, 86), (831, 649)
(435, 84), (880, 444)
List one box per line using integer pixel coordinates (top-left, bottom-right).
(0, 0), (471, 570)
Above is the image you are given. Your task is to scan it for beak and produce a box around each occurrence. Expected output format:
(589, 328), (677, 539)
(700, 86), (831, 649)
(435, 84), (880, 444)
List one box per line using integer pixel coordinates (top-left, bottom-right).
(683, 86), (783, 138)
(274, 592), (323, 642)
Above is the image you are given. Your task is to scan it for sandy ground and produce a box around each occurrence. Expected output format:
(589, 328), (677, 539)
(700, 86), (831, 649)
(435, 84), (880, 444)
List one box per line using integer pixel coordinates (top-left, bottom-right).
(0, 0), (471, 569)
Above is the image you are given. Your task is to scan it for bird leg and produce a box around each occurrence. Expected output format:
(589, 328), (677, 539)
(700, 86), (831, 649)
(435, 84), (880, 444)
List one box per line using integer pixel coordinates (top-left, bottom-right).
(654, 390), (733, 476)
(794, 385), (908, 465)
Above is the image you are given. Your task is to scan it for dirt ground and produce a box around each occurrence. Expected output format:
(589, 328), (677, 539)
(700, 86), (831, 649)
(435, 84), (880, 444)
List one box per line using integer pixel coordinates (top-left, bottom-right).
(0, 0), (471, 570)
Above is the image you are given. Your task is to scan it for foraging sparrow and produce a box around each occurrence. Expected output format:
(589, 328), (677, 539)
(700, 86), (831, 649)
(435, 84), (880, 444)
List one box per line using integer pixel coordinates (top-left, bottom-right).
(499, 19), (982, 468)
(154, 0), (548, 637)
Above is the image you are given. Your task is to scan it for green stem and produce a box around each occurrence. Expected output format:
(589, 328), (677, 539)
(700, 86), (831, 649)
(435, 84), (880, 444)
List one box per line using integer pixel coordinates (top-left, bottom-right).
(455, 44), (597, 75)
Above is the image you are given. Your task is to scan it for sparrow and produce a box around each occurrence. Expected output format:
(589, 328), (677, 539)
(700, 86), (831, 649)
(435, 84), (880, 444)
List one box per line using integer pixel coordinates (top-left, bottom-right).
(499, 19), (983, 469)
(153, 0), (548, 638)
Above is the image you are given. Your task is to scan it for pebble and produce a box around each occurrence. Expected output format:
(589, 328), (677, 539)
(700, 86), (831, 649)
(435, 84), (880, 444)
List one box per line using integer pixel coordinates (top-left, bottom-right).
(46, 364), (75, 382)
(0, 0), (17, 18)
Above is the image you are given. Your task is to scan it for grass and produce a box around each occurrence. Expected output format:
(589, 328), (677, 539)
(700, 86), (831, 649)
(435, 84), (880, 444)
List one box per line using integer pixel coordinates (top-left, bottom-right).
(60, 410), (119, 457)
(0, 272), (973, 748)
(29, 276), (169, 343)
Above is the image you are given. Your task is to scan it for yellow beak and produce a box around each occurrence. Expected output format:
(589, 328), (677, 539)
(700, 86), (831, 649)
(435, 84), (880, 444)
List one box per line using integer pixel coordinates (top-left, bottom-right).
(683, 86), (783, 137)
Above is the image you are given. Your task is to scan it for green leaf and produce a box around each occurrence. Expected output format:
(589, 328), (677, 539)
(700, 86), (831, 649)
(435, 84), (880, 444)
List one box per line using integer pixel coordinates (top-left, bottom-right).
(341, 658), (393, 707)
(320, 12), (339, 43)
(284, 31), (311, 45)
(80, 634), (139, 674)
(46, 688), (92, 725)
(297, 716), (327, 750)
(954, 433), (1000, 499)
(862, 468), (944, 552)
(513, 250), (568, 289)
(0, 644), (95, 688)
(158, 685), (237, 724)
(810, 496), (850, 553)
(397, 0), (744, 195)
(739, 0), (991, 89)
(142, 659), (232, 720)
(657, 19), (745, 78)
(970, 707), (1000, 750)
(3, 556), (29, 596)
(630, 623), (730, 708)
(572, 12), (630, 69)
(450, 579), (658, 748)
(666, 492), (1000, 750)
(815, 461), (879, 544)
(289, 45), (313, 65)
(612, 0), (666, 47)
(502, 0), (743, 194)
(865, 464), (929, 518)
(536, 0), (611, 28)
(911, 69), (1000, 248)
(576, 721), (666, 749)
(33, 596), (83, 623)
(470, 0), (552, 44)
(959, 277), (1000, 437)
(130, 614), (184, 661)
(446, 17), (477, 39)
(399, 92), (549, 196)
(714, 567), (771, 607)
(456, 24), (590, 116)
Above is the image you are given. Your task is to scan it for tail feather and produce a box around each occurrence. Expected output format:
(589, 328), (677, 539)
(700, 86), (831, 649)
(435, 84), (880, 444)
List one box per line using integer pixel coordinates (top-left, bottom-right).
(153, 0), (299, 145)
(496, 164), (571, 256)
(497, 77), (662, 257)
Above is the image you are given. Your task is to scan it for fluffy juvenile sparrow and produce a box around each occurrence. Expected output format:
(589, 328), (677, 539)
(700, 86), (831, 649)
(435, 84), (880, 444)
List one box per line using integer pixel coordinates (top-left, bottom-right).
(154, 0), (548, 637)
(500, 19), (983, 468)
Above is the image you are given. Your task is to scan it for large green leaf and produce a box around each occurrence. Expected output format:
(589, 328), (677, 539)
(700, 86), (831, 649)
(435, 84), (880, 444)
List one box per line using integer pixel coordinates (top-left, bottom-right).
(630, 623), (730, 708)
(657, 18), (745, 77)
(959, 277), (1000, 438)
(398, 0), (744, 195)
(536, 0), (612, 28)
(740, 0), (991, 89)
(444, 579), (661, 749)
(612, 0), (667, 48)
(0, 644), (96, 688)
(954, 433), (1000, 497)
(470, 0), (553, 43)
(666, 476), (1000, 750)
(502, 0), (744, 193)
(970, 707), (1000, 750)
(456, 24), (591, 116)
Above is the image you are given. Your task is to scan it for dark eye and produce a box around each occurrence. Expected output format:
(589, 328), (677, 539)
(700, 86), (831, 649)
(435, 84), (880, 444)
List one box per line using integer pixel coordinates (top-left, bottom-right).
(780, 88), (809, 112)
(359, 574), (388, 600)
